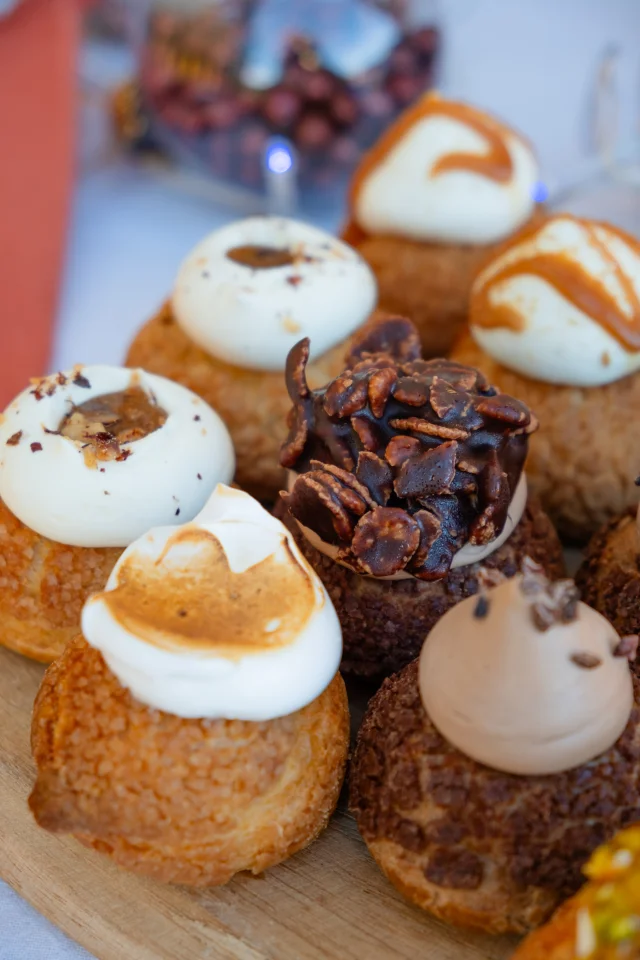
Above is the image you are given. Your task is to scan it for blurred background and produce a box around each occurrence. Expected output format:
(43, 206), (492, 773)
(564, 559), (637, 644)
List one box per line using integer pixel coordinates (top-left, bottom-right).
(1, 0), (640, 405)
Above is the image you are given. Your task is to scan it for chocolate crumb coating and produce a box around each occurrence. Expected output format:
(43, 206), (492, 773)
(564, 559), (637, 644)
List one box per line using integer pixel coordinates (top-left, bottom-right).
(280, 317), (536, 580)
(577, 508), (640, 663)
(350, 661), (640, 935)
(276, 495), (565, 678)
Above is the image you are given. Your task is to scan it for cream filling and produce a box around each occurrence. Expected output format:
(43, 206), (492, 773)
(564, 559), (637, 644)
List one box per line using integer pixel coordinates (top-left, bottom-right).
(470, 217), (640, 387)
(287, 472), (527, 579)
(355, 114), (538, 245)
(419, 575), (633, 776)
(172, 216), (377, 372)
(0, 366), (235, 547)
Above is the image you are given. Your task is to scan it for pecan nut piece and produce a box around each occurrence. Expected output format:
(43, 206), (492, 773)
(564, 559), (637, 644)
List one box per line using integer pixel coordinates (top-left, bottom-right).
(352, 507), (420, 577)
(394, 441), (457, 500)
(280, 317), (536, 581)
(355, 452), (393, 506)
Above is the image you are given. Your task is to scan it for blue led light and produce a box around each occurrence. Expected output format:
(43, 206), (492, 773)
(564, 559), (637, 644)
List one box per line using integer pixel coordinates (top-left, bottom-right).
(532, 180), (549, 203)
(266, 145), (294, 175)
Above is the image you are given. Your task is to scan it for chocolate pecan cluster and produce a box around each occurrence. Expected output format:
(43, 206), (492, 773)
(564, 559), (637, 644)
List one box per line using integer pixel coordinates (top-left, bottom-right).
(280, 317), (537, 581)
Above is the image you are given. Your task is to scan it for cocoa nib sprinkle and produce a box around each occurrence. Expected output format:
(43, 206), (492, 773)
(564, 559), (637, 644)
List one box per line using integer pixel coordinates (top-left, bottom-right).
(614, 635), (640, 661)
(30, 371), (68, 401)
(280, 316), (535, 581)
(474, 595), (490, 619)
(6, 430), (22, 446)
(520, 557), (580, 631)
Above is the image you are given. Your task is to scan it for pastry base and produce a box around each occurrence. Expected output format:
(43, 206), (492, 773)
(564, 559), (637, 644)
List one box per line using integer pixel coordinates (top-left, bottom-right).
(350, 661), (640, 936)
(126, 302), (371, 502)
(576, 508), (640, 645)
(452, 331), (640, 544)
(29, 636), (350, 887)
(346, 210), (544, 358)
(0, 499), (121, 663)
(277, 495), (565, 679)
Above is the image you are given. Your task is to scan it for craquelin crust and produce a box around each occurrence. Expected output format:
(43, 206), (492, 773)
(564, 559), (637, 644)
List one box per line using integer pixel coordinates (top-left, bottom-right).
(350, 662), (640, 936)
(125, 302), (375, 501)
(576, 508), (640, 646)
(348, 210), (544, 358)
(29, 636), (350, 886)
(347, 235), (494, 357)
(0, 499), (122, 662)
(277, 495), (565, 679)
(452, 330), (640, 543)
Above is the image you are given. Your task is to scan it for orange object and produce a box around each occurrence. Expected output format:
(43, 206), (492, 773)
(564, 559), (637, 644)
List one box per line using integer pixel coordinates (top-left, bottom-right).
(0, 0), (82, 408)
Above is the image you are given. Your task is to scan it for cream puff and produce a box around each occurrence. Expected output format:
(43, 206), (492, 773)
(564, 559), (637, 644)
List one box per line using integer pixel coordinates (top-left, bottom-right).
(350, 562), (640, 935)
(126, 215), (378, 501)
(513, 826), (640, 959)
(342, 91), (541, 356)
(276, 314), (563, 679)
(0, 365), (234, 661)
(577, 502), (640, 641)
(453, 213), (640, 543)
(29, 485), (349, 886)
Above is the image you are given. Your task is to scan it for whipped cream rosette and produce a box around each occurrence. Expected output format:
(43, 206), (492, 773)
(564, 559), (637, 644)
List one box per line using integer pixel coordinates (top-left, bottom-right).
(0, 365), (235, 547)
(173, 215), (377, 371)
(350, 92), (538, 246)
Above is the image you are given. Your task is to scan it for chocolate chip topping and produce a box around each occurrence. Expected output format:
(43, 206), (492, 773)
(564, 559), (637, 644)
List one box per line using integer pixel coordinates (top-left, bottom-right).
(280, 317), (536, 581)
(615, 636), (640, 661)
(474, 595), (490, 619)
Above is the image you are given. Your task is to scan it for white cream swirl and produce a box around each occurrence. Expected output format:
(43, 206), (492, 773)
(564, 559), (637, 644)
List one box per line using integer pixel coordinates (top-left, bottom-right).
(172, 216), (377, 371)
(419, 574), (633, 775)
(470, 215), (640, 386)
(352, 93), (538, 245)
(82, 485), (342, 721)
(288, 471), (527, 578)
(0, 366), (235, 547)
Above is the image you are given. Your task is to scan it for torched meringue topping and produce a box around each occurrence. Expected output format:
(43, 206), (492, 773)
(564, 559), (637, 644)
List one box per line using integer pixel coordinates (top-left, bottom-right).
(0, 366), (235, 547)
(82, 485), (343, 720)
(172, 216), (377, 372)
(470, 214), (640, 386)
(419, 561), (635, 776)
(281, 317), (535, 581)
(348, 92), (538, 245)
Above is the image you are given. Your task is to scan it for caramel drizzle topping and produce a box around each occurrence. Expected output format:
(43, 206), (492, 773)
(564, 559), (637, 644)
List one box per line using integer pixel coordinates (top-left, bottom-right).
(349, 93), (522, 217)
(102, 526), (317, 659)
(472, 217), (640, 350)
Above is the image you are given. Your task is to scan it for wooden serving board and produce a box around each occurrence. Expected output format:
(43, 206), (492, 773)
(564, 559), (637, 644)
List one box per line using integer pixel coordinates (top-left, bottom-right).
(0, 645), (518, 960)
